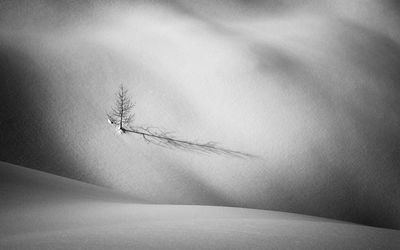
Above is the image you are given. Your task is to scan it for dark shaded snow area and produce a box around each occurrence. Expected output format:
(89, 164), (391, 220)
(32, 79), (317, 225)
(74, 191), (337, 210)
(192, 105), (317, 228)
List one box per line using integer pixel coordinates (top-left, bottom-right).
(1, 161), (400, 250)
(0, 0), (400, 231)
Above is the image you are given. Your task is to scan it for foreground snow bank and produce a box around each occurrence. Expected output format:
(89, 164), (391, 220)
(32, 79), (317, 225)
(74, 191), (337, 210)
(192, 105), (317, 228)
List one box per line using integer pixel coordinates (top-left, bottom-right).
(1, 161), (399, 250)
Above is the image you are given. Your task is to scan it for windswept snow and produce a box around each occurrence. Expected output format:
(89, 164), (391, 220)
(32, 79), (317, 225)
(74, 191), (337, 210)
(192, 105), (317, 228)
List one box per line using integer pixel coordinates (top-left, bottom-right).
(1, 161), (399, 250)
(0, 0), (400, 229)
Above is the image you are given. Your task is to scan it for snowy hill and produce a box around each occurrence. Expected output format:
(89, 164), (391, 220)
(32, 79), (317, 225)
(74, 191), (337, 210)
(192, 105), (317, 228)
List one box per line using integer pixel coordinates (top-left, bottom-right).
(1, 161), (399, 250)
(0, 0), (400, 230)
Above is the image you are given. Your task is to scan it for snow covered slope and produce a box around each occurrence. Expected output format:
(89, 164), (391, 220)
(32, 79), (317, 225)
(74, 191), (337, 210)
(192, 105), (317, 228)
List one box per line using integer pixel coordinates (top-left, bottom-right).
(0, 0), (400, 229)
(1, 161), (399, 250)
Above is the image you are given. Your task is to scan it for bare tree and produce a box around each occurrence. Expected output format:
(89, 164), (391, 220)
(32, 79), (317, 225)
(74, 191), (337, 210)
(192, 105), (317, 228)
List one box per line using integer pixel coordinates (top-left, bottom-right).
(107, 85), (135, 132)
(108, 85), (254, 158)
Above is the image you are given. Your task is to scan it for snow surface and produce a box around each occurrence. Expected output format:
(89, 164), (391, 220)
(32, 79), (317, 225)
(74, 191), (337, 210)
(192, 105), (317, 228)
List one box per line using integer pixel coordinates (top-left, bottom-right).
(1, 161), (399, 250)
(0, 0), (400, 229)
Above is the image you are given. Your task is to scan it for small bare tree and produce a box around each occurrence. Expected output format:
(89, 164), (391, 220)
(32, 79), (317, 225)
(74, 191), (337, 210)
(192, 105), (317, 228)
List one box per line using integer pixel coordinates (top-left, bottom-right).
(108, 85), (254, 158)
(107, 85), (134, 132)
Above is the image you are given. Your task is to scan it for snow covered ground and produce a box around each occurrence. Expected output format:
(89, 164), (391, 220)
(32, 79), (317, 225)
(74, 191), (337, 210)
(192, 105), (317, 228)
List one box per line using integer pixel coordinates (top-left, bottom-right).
(1, 0), (400, 234)
(1, 161), (399, 250)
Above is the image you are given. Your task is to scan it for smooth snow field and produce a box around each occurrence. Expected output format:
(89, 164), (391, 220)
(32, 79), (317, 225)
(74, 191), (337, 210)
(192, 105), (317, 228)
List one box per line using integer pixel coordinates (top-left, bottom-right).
(1, 161), (400, 250)
(1, 0), (400, 246)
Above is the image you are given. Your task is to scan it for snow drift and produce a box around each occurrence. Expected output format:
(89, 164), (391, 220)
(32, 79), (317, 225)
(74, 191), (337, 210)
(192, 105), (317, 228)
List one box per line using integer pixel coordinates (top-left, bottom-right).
(0, 0), (400, 229)
(1, 161), (400, 249)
